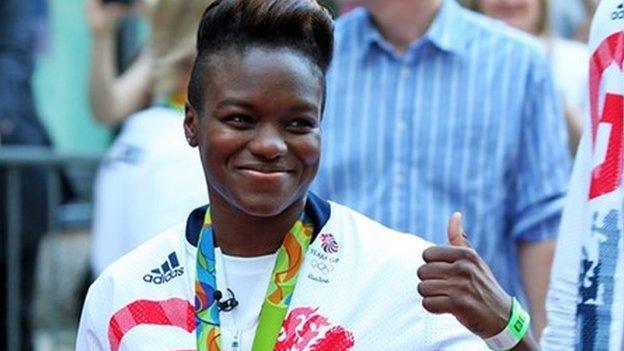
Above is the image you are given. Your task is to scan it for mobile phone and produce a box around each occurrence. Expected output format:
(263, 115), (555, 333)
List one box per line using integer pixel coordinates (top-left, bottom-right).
(101, 0), (133, 4)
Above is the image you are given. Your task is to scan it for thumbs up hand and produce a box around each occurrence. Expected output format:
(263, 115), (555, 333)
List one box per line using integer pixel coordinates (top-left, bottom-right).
(417, 213), (512, 339)
(447, 212), (470, 247)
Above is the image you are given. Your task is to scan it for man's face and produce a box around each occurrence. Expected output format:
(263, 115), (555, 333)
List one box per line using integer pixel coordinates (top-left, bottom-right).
(184, 47), (324, 218)
(479, 0), (542, 34)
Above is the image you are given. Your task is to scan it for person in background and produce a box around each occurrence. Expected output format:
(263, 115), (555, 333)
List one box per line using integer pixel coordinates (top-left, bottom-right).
(85, 0), (153, 125)
(464, 0), (588, 154)
(548, 0), (585, 39)
(77, 1), (539, 350)
(313, 0), (570, 340)
(567, 0), (601, 42)
(0, 0), (51, 349)
(87, 0), (209, 277)
(541, 0), (624, 349)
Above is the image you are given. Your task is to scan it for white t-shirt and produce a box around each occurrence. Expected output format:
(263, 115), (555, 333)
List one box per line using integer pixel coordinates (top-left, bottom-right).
(217, 249), (277, 351)
(91, 106), (207, 276)
(77, 199), (487, 350)
(545, 37), (588, 111)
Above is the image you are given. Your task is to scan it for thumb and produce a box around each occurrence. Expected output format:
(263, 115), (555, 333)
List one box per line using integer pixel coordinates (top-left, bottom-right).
(447, 212), (471, 248)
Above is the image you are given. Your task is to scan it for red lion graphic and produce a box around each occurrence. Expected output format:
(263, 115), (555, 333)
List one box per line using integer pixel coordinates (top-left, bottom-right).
(276, 307), (355, 351)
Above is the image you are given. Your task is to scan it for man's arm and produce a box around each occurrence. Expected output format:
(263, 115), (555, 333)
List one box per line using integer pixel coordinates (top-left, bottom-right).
(518, 239), (556, 341)
(509, 37), (570, 344)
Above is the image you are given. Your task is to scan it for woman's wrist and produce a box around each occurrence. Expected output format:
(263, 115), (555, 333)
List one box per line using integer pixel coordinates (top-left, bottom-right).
(483, 297), (531, 351)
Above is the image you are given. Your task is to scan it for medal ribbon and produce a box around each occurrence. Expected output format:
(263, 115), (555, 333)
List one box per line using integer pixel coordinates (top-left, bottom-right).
(194, 207), (314, 351)
(157, 90), (186, 113)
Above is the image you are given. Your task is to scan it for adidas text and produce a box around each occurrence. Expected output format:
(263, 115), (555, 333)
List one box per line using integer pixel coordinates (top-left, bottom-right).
(144, 252), (184, 284)
(143, 267), (184, 284)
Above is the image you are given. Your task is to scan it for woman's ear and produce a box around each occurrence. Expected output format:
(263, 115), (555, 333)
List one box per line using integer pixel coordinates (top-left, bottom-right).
(184, 102), (199, 147)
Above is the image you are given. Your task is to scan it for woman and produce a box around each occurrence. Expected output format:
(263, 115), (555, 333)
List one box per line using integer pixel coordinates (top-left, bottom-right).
(89, 0), (209, 276)
(463, 0), (588, 155)
(77, 1), (538, 350)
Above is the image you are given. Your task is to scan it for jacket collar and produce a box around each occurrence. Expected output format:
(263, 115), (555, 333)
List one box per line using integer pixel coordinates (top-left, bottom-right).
(185, 192), (331, 247)
(357, 0), (468, 62)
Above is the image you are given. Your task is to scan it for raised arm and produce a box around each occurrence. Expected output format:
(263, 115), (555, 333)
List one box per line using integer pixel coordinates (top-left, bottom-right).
(85, 0), (153, 125)
(418, 214), (540, 351)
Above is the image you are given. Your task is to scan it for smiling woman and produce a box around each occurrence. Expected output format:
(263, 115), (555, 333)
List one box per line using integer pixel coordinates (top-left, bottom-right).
(185, 48), (323, 222)
(75, 1), (529, 350)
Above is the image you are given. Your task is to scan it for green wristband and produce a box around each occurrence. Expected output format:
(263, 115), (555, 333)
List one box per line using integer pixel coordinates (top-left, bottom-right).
(484, 297), (531, 351)
(508, 298), (530, 340)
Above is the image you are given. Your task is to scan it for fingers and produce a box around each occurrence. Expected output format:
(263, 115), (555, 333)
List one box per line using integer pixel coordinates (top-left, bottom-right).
(447, 212), (462, 246)
(417, 261), (453, 279)
(422, 245), (478, 264)
(417, 279), (450, 297)
(85, 0), (130, 36)
(421, 296), (453, 315)
(447, 212), (471, 248)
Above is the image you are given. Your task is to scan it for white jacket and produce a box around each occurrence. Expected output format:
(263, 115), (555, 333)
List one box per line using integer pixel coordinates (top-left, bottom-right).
(542, 1), (624, 349)
(77, 195), (485, 350)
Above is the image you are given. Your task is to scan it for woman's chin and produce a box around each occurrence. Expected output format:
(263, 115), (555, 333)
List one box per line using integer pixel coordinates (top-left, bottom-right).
(208, 184), (308, 219)
(232, 193), (305, 219)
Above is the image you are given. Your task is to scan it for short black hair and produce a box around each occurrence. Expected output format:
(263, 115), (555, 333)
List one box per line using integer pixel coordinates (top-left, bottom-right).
(187, 0), (334, 112)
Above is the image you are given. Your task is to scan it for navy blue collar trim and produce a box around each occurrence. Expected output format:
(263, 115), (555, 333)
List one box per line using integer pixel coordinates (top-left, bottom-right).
(185, 192), (331, 247)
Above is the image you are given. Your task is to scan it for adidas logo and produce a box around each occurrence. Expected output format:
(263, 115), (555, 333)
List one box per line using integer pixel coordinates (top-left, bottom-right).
(143, 252), (185, 285)
(612, 2), (624, 20)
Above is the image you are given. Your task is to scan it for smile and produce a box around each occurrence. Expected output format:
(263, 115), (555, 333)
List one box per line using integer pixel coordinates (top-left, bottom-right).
(237, 165), (294, 173)
(236, 166), (294, 180)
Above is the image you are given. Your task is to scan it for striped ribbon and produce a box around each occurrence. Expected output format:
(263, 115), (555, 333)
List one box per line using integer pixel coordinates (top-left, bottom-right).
(194, 207), (314, 351)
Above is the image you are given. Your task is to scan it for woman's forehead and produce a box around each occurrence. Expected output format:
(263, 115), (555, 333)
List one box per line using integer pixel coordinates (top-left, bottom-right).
(202, 47), (324, 105)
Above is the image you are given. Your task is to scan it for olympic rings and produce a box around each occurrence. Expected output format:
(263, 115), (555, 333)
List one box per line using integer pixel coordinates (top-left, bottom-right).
(311, 259), (334, 274)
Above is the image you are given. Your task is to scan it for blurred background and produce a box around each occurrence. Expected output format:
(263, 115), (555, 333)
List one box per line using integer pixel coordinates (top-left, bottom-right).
(0, 0), (597, 350)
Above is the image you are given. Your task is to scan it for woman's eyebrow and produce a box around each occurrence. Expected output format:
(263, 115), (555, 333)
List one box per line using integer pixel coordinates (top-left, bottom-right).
(289, 102), (319, 114)
(215, 98), (319, 114)
(214, 98), (255, 110)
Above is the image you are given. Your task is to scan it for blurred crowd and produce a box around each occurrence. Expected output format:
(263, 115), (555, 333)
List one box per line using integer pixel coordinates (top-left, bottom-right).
(0, 0), (608, 350)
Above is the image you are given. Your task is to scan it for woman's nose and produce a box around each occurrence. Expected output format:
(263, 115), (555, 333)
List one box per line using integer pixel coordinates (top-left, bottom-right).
(248, 124), (287, 160)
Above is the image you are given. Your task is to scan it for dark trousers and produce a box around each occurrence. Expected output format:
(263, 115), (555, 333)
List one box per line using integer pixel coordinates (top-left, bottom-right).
(1, 117), (50, 351)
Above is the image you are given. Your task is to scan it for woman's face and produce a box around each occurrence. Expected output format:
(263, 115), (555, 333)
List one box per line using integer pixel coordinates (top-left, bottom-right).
(478, 0), (542, 35)
(185, 47), (323, 218)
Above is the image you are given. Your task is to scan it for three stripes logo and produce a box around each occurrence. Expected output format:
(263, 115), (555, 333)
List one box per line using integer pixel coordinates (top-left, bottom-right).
(612, 2), (624, 20)
(143, 252), (184, 285)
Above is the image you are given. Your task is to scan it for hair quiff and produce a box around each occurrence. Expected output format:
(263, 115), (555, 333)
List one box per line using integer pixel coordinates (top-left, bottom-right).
(187, 0), (334, 111)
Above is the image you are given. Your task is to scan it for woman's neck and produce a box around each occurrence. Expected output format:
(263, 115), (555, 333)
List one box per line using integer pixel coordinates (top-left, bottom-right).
(208, 196), (307, 257)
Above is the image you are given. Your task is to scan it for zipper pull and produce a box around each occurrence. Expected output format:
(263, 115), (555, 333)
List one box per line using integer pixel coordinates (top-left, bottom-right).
(231, 330), (241, 351)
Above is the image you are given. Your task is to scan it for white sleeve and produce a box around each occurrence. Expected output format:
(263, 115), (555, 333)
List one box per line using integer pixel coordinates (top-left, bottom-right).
(426, 314), (490, 350)
(540, 133), (588, 350)
(75, 290), (107, 351)
(542, 1), (624, 349)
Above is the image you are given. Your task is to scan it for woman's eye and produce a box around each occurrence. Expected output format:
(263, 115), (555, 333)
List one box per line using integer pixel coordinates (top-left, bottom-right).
(286, 118), (317, 133)
(223, 114), (254, 128)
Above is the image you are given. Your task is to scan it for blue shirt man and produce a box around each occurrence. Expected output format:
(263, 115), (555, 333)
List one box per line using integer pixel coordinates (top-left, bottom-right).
(313, 0), (570, 335)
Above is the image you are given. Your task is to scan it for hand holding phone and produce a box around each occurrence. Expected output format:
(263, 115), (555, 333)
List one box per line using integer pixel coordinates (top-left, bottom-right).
(101, 0), (133, 4)
(86, 0), (131, 37)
